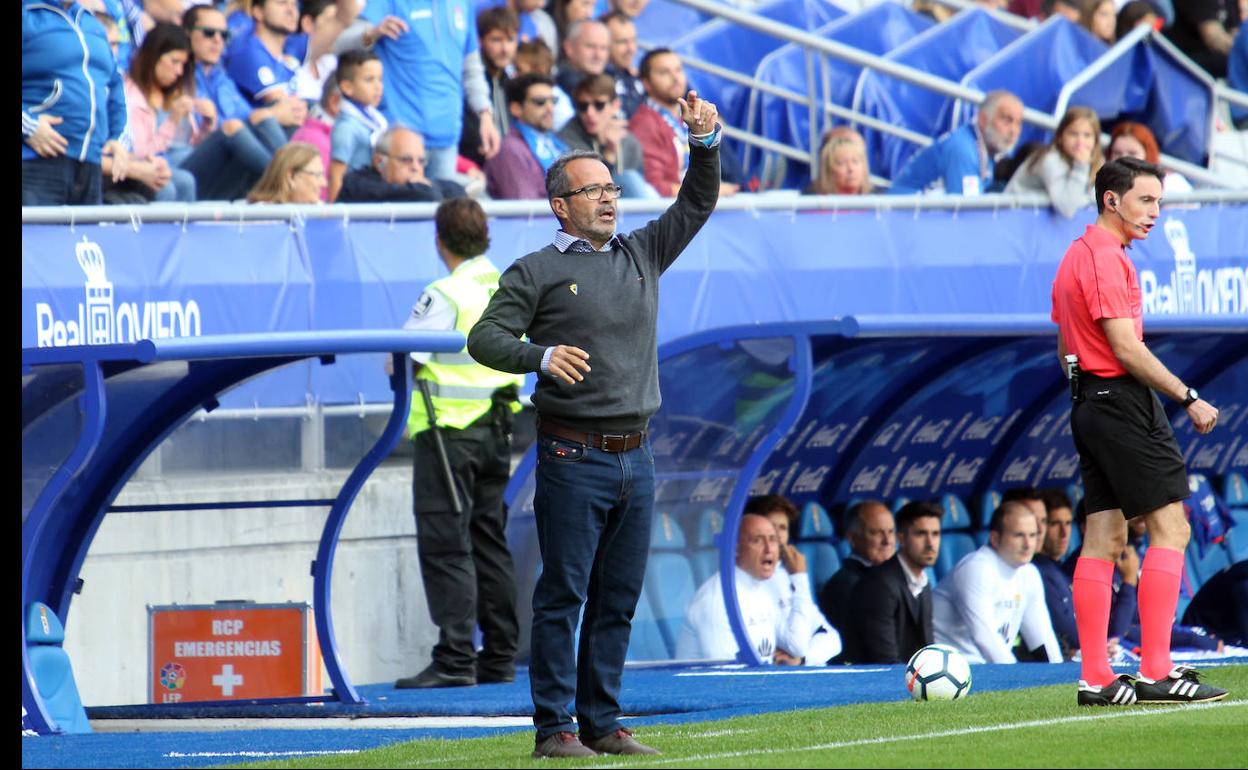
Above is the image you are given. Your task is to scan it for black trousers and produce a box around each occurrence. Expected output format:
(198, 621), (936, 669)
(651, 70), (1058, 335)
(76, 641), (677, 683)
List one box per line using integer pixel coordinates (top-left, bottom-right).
(412, 410), (519, 677)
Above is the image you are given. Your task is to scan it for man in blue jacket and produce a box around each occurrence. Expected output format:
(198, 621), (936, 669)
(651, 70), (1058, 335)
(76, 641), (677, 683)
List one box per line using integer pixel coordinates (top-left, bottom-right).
(23, 0), (129, 205)
(890, 89), (1023, 196)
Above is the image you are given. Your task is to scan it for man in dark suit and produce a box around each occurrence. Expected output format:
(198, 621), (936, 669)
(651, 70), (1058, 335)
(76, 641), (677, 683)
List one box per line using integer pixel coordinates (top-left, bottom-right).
(817, 500), (894, 635)
(842, 501), (943, 664)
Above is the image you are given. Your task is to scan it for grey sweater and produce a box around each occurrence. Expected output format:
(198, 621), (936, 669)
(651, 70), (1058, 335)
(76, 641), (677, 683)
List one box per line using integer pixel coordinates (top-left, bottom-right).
(467, 141), (720, 433)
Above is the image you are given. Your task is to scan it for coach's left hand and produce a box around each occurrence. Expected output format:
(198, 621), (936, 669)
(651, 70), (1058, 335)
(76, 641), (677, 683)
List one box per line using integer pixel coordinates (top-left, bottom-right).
(677, 90), (719, 136)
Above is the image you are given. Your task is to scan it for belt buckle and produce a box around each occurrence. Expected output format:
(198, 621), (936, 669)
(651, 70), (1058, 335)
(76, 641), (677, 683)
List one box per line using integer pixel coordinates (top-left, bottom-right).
(600, 433), (627, 451)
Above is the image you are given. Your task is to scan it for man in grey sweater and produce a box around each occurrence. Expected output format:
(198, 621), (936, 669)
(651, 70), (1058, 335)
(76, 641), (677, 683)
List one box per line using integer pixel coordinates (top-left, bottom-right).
(467, 90), (721, 759)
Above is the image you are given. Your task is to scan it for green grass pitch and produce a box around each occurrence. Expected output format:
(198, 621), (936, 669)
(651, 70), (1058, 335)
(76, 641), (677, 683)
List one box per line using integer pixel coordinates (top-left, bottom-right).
(235, 665), (1247, 769)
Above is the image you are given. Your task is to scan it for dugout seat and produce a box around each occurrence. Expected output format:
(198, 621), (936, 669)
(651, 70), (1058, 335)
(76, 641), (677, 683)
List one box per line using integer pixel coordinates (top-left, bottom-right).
(796, 502), (840, 594)
(693, 507), (724, 585)
(935, 533), (977, 581)
(627, 588), (671, 661)
(645, 511), (697, 655)
(25, 602), (91, 734)
(978, 490), (1001, 530)
(939, 494), (972, 531)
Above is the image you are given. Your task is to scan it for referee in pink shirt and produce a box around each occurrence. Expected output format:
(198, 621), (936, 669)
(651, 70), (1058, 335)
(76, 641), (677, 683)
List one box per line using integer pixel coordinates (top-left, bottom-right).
(1050, 157), (1226, 707)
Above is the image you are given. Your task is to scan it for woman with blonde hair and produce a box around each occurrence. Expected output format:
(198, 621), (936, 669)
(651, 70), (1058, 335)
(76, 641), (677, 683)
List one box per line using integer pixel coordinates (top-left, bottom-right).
(247, 142), (327, 203)
(1005, 106), (1103, 218)
(803, 132), (872, 195)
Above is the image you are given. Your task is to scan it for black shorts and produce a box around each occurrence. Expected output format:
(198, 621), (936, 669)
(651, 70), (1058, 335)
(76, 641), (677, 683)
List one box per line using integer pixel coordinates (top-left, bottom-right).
(1070, 373), (1189, 519)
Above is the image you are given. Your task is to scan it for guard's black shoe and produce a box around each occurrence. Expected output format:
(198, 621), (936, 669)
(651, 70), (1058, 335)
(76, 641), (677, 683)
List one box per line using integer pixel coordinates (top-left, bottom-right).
(1135, 666), (1228, 704)
(394, 664), (476, 689)
(476, 667), (515, 685)
(1077, 674), (1138, 706)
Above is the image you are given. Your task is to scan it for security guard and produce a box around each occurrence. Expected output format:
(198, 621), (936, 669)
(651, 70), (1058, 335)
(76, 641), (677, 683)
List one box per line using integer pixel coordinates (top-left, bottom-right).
(395, 198), (525, 689)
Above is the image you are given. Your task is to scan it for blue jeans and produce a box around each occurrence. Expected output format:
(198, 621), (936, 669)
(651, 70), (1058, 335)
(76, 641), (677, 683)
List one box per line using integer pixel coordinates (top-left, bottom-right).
(22, 156), (102, 205)
(529, 430), (655, 741)
(425, 144), (459, 182)
(170, 119), (286, 201)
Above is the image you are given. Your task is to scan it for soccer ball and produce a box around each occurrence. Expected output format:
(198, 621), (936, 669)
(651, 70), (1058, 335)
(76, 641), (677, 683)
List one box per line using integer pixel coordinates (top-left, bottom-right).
(905, 644), (972, 701)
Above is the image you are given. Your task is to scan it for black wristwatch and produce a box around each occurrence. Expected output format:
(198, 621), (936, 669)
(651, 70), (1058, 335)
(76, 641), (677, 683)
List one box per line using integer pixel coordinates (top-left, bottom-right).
(1182, 387), (1199, 407)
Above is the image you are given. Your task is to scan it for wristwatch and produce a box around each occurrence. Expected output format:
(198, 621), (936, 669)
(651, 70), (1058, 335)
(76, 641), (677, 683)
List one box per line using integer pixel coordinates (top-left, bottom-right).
(1182, 387), (1199, 407)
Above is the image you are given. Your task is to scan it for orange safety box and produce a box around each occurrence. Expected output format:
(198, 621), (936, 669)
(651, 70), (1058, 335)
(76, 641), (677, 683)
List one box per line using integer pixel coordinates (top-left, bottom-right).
(148, 602), (323, 703)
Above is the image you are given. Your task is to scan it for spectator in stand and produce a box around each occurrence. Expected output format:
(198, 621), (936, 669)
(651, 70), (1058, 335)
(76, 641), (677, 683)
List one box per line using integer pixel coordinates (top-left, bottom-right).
(1105, 121), (1192, 193)
(339, 126), (466, 202)
(509, 0), (558, 54)
(460, 7), (519, 169)
(602, 12), (645, 118)
(247, 140), (326, 203)
(1008, 0), (1080, 21)
(93, 10), (121, 59)
(676, 514), (841, 666)
(933, 500), (1063, 664)
(746, 495), (841, 663)
(912, 0), (956, 23)
(609, 0), (650, 18)
(817, 500), (895, 638)
(803, 132), (872, 195)
(630, 48), (740, 197)
(226, 0), (308, 114)
(553, 0), (597, 42)
(1231, 22), (1248, 129)
(117, 23), (212, 202)
(184, 5), (293, 200)
(286, 0), (360, 104)
(88, 0), (142, 73)
(291, 77), (341, 201)
(1080, 0), (1117, 44)
(362, 0), (501, 183)
(556, 19), (610, 96)
(1116, 1), (1163, 41)
(486, 73), (566, 199)
(891, 89), (1023, 196)
(328, 49), (387, 201)
(1164, 0), (1240, 78)
(513, 40), (576, 135)
(841, 501), (942, 664)
(1005, 106), (1102, 219)
(23, 0), (130, 206)
(556, 73), (658, 198)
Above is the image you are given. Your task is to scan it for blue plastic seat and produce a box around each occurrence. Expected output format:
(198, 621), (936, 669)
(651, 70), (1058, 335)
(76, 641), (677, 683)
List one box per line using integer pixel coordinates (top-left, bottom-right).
(644, 552), (698, 656)
(796, 541), (841, 595)
(651, 510), (688, 550)
(939, 493), (972, 531)
(891, 496), (911, 513)
(935, 533), (977, 581)
(627, 587), (671, 661)
(26, 602), (91, 734)
(798, 501), (836, 540)
(979, 490), (1001, 530)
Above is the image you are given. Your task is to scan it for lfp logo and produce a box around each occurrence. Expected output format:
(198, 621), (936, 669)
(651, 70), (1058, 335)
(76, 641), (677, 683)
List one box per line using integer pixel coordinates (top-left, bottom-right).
(34, 236), (204, 347)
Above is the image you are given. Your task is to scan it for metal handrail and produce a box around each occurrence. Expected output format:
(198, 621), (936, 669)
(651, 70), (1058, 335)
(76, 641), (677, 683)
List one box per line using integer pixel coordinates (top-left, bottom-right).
(648, 0), (1231, 187)
(21, 190), (1248, 224)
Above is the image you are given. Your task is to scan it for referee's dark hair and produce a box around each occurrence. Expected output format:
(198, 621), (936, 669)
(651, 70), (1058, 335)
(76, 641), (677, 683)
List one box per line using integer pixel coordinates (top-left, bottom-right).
(1094, 156), (1164, 214)
(989, 500), (1034, 534)
(434, 198), (490, 259)
(744, 494), (799, 529)
(895, 500), (942, 534)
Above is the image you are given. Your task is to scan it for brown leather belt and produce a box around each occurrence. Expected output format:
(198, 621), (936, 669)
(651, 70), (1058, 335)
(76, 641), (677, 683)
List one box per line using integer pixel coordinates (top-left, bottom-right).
(539, 419), (645, 453)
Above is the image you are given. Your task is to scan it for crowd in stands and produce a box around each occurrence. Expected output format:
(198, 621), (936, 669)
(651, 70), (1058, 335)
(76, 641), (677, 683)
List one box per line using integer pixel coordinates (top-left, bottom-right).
(22, 0), (1246, 208)
(676, 487), (1242, 667)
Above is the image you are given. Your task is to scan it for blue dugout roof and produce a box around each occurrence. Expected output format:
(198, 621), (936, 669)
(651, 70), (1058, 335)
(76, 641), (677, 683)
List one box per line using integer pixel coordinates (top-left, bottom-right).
(503, 315), (1248, 666)
(21, 331), (463, 735)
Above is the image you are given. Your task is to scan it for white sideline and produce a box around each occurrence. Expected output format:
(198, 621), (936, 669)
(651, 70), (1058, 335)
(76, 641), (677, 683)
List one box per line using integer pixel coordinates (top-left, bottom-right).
(677, 667), (891, 677)
(165, 750), (361, 759)
(94, 716), (535, 732)
(586, 699), (1248, 768)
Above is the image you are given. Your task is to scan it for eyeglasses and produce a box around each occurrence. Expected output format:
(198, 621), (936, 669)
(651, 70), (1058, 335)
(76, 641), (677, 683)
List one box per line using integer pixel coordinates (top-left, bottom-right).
(386, 152), (427, 166)
(296, 168), (325, 180)
(559, 183), (623, 201)
(192, 26), (231, 41)
(576, 99), (611, 113)
(526, 96), (553, 107)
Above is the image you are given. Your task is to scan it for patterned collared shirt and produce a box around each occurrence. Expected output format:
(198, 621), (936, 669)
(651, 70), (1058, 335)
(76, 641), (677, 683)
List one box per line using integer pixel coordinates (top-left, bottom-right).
(553, 230), (621, 253)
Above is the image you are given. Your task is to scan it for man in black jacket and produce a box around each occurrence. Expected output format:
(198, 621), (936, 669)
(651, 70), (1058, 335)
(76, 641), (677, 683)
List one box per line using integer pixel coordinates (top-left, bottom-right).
(818, 500), (894, 636)
(467, 90), (721, 759)
(843, 500), (942, 664)
(338, 126), (466, 203)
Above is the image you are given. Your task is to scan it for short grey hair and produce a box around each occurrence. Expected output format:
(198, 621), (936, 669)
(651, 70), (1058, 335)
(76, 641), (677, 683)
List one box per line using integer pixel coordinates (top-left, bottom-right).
(980, 89), (1020, 120)
(545, 149), (606, 201)
(373, 125), (420, 159)
(565, 18), (607, 44)
(845, 499), (888, 537)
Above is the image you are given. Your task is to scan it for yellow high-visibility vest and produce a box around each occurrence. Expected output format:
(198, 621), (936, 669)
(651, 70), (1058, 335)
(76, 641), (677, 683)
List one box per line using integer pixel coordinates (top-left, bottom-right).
(408, 256), (524, 437)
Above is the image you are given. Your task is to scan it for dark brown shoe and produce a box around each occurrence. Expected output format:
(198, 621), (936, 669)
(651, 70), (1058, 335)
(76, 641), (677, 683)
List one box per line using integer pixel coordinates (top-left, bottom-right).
(583, 728), (660, 755)
(532, 731), (598, 758)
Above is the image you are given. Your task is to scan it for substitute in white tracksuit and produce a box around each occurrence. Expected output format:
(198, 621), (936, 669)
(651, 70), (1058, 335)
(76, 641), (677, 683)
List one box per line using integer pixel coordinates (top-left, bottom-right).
(933, 501), (1062, 664)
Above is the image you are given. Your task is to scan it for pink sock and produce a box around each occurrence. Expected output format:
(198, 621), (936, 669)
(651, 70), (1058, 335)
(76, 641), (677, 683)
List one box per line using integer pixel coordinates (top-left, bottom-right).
(1073, 557), (1116, 687)
(1139, 546), (1184, 681)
